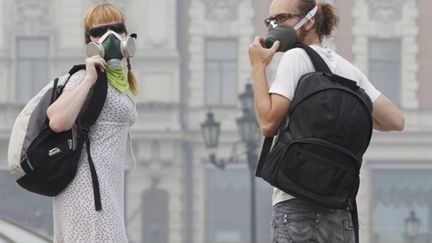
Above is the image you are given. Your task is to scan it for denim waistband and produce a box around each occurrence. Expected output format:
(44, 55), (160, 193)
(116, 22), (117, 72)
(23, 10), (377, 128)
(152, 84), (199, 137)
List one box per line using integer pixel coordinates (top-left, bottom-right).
(271, 198), (353, 227)
(273, 198), (345, 214)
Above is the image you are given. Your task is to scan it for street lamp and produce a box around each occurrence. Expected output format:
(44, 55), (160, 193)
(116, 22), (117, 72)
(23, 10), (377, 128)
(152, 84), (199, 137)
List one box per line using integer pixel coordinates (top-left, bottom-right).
(405, 210), (420, 243)
(201, 83), (259, 243)
(236, 111), (259, 146)
(236, 84), (259, 147)
(238, 83), (255, 114)
(236, 110), (259, 243)
(201, 111), (225, 169)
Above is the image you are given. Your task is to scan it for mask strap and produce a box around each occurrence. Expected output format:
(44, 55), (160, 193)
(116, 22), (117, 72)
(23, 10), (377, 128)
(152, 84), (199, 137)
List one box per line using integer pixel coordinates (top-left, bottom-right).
(293, 5), (318, 31)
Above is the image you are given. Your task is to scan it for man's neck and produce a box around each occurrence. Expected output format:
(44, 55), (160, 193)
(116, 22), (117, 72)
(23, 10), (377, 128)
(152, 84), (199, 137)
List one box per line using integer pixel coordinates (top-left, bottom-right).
(303, 32), (321, 46)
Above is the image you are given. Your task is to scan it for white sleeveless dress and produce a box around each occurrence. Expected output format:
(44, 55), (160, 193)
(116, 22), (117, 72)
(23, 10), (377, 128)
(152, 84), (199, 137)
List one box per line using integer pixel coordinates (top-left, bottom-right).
(53, 70), (136, 243)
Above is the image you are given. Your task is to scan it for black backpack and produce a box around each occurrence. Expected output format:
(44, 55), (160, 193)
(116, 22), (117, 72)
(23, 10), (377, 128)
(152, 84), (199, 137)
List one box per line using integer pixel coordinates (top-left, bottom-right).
(256, 43), (373, 243)
(10, 65), (107, 211)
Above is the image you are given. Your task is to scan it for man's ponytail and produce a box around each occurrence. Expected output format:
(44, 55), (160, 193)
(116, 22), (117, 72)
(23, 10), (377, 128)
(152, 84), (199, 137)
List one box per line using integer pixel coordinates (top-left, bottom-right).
(298, 0), (339, 41)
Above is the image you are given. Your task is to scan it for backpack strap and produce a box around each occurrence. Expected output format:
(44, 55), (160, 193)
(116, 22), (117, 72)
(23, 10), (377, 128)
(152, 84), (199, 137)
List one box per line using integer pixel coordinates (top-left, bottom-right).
(79, 68), (108, 128)
(69, 64), (86, 76)
(351, 200), (360, 243)
(84, 135), (102, 211)
(51, 64), (88, 98)
(255, 137), (273, 177)
(76, 67), (108, 211)
(45, 65), (87, 126)
(63, 64), (106, 127)
(50, 78), (60, 104)
(293, 43), (362, 91)
(292, 42), (332, 74)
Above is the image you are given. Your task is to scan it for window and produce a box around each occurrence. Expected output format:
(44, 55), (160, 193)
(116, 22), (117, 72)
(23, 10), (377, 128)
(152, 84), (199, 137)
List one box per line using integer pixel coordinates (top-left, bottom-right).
(141, 188), (169, 243)
(206, 168), (272, 243)
(16, 37), (49, 103)
(368, 38), (401, 106)
(205, 39), (238, 106)
(372, 169), (432, 243)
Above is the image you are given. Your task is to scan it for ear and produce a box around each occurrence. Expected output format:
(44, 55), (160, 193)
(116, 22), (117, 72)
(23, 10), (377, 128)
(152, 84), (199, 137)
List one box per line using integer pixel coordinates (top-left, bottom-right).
(305, 18), (315, 31)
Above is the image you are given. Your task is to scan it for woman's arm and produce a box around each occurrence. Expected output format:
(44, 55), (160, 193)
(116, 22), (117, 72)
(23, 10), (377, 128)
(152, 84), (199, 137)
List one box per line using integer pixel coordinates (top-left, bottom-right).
(47, 56), (106, 132)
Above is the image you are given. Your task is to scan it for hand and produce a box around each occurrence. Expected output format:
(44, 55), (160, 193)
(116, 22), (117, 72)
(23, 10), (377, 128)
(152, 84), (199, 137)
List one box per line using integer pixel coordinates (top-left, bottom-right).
(84, 55), (106, 85)
(248, 36), (280, 70)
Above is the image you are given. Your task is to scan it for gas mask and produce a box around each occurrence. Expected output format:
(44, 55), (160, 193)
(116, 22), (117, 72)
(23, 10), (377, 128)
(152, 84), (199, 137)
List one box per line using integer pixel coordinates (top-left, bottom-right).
(86, 30), (137, 63)
(265, 5), (318, 52)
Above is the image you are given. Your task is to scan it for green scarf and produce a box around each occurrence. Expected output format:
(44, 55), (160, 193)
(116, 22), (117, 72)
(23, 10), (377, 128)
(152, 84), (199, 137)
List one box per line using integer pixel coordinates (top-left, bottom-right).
(106, 67), (129, 93)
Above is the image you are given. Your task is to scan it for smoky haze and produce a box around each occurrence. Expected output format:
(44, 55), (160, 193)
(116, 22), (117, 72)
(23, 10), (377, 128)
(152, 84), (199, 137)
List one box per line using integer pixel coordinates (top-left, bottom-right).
(0, 1), (431, 243)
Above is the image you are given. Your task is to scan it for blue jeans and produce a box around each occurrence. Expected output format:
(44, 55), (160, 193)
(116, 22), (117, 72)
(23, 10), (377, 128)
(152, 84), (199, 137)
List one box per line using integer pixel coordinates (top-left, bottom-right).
(271, 199), (355, 243)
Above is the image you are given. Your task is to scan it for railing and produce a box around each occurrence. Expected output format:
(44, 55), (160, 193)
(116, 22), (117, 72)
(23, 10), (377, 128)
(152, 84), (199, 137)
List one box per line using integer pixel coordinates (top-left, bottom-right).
(0, 216), (51, 243)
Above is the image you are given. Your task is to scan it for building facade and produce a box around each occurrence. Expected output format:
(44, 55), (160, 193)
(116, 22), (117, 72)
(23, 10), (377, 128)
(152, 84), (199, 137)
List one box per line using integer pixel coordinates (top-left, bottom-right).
(0, 0), (431, 243)
(333, 0), (432, 242)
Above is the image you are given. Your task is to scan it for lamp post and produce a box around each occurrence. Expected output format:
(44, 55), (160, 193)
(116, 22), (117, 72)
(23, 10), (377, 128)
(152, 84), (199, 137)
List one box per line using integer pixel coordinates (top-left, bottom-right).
(200, 111), (225, 169)
(201, 83), (259, 243)
(405, 210), (420, 243)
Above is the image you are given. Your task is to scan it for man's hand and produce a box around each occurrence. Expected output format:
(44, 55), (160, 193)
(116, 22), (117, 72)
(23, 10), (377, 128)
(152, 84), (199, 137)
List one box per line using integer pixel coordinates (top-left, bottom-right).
(248, 36), (280, 70)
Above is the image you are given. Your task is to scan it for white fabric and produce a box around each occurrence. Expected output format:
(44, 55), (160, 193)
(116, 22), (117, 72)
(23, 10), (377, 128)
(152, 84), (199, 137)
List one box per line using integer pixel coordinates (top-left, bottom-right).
(53, 70), (137, 243)
(293, 5), (318, 31)
(269, 45), (381, 206)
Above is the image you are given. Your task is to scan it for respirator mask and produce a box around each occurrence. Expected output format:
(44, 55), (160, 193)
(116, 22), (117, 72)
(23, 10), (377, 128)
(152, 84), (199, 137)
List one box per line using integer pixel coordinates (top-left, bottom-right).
(265, 5), (318, 52)
(87, 29), (137, 66)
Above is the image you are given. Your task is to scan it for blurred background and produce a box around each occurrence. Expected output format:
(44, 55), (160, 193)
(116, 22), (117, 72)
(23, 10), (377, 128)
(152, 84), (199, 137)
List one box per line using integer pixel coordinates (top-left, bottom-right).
(0, 0), (431, 243)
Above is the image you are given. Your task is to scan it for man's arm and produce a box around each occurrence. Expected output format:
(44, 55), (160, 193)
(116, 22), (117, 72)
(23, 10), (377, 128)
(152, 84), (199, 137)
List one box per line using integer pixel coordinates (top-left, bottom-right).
(252, 65), (291, 136)
(372, 95), (405, 131)
(249, 37), (291, 137)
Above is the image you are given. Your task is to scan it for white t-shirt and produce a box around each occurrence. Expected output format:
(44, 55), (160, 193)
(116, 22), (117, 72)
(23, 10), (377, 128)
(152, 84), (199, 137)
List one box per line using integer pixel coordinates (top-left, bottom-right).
(269, 44), (381, 206)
